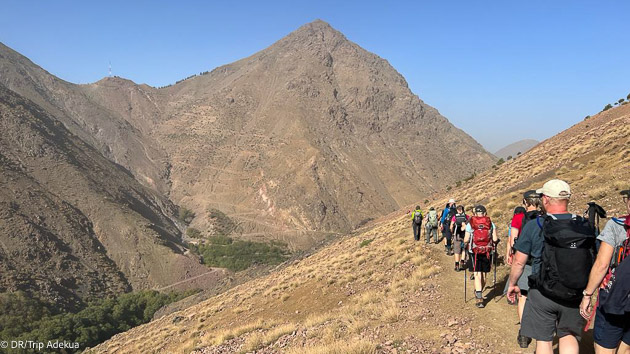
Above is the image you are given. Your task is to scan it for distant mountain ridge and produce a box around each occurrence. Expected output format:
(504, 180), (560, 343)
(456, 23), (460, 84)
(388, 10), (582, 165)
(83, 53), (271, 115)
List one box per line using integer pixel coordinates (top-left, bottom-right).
(494, 139), (539, 160)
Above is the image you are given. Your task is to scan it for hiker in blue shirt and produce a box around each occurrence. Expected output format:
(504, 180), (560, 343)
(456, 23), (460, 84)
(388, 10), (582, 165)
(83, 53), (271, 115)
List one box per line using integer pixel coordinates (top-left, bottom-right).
(439, 199), (457, 255)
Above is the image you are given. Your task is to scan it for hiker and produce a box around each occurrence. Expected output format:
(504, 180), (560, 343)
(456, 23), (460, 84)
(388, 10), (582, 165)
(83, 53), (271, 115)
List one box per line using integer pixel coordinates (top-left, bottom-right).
(450, 205), (469, 271)
(504, 190), (541, 348)
(425, 207), (439, 244)
(507, 179), (595, 354)
(580, 189), (630, 353)
(464, 205), (497, 308)
(439, 199), (457, 255)
(411, 206), (423, 242)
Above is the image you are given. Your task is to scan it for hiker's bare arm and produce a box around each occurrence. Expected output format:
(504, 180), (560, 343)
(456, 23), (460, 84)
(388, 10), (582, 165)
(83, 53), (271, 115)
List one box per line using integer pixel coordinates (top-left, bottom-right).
(583, 242), (614, 295)
(507, 227), (519, 259)
(492, 227), (498, 242)
(463, 231), (470, 244)
(508, 251), (528, 286)
(580, 243), (614, 318)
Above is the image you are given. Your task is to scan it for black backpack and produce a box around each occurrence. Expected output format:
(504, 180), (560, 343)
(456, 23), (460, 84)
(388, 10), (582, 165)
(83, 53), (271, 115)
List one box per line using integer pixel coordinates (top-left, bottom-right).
(443, 207), (456, 226)
(455, 213), (467, 226)
(413, 211), (423, 225)
(531, 214), (596, 304)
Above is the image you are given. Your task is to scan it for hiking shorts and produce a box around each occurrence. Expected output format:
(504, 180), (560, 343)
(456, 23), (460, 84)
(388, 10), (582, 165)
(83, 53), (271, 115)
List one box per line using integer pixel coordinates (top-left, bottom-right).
(593, 309), (630, 349)
(467, 252), (491, 273)
(452, 230), (465, 254)
(520, 289), (584, 342)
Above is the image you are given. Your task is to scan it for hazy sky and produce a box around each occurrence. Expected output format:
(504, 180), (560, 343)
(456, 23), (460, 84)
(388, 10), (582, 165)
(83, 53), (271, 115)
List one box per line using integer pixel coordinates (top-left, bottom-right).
(1, 0), (629, 152)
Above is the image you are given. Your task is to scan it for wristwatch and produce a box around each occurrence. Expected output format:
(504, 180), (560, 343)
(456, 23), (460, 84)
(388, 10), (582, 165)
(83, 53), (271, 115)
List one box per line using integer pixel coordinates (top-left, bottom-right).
(583, 290), (593, 297)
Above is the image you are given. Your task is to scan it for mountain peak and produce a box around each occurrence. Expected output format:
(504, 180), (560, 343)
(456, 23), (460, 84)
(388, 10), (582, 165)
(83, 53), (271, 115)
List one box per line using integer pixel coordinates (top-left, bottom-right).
(282, 19), (346, 45)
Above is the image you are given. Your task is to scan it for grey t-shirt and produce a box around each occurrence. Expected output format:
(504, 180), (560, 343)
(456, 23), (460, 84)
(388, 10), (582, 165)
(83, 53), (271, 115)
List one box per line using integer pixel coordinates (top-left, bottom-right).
(597, 217), (628, 248)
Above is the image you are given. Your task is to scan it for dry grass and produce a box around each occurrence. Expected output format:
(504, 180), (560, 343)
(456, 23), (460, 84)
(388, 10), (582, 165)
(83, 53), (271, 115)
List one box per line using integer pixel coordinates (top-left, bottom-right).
(287, 340), (377, 353)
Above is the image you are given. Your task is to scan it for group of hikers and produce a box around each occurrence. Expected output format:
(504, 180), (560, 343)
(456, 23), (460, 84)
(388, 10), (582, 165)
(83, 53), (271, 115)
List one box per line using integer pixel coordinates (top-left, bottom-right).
(409, 179), (630, 353)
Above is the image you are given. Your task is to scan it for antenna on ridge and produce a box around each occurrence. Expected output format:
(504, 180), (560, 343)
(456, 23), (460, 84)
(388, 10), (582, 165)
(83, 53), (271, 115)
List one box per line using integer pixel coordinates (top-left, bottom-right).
(108, 61), (112, 77)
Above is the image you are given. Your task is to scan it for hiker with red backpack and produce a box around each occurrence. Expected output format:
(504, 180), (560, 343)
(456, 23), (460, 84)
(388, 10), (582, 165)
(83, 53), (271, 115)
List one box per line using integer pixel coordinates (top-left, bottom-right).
(507, 179), (595, 354)
(464, 205), (498, 308)
(580, 189), (630, 353)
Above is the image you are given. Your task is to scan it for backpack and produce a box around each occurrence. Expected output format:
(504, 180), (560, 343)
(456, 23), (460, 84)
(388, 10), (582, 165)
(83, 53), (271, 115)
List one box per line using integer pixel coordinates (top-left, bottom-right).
(470, 216), (493, 256)
(532, 214), (596, 304)
(455, 213), (467, 226)
(443, 207), (456, 226)
(598, 216), (630, 315)
(521, 210), (540, 229)
(427, 210), (438, 228)
(413, 210), (423, 225)
(584, 202), (607, 236)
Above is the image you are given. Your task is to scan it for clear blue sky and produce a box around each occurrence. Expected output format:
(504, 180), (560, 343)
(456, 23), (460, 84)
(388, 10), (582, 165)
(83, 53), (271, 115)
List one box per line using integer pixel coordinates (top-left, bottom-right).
(1, 0), (629, 152)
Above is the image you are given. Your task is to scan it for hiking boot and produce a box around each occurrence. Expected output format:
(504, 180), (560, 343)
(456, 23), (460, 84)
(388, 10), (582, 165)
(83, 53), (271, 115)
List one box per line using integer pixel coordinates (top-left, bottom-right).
(517, 332), (531, 348)
(454, 265), (460, 272)
(459, 261), (466, 270)
(476, 300), (485, 308)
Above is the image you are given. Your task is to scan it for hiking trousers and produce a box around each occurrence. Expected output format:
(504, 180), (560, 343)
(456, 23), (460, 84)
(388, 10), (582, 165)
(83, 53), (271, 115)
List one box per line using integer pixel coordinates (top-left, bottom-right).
(443, 226), (452, 250)
(426, 226), (438, 243)
(412, 223), (421, 241)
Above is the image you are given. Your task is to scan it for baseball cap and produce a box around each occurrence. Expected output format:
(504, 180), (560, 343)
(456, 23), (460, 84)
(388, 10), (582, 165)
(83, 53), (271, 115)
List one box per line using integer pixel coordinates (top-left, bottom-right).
(474, 205), (487, 213)
(621, 189), (630, 197)
(448, 198), (456, 203)
(536, 179), (571, 199)
(523, 190), (541, 199)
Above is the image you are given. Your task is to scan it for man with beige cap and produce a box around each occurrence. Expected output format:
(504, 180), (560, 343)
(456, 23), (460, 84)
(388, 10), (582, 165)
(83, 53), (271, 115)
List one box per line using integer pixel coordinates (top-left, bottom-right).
(508, 179), (595, 354)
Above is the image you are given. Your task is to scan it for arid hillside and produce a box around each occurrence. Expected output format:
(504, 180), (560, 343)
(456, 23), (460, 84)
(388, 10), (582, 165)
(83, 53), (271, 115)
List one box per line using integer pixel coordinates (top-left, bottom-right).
(89, 102), (629, 353)
(0, 84), (220, 310)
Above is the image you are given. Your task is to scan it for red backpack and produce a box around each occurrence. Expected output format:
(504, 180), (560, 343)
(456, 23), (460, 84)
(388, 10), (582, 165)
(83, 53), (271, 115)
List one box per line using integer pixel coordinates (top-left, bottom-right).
(470, 216), (493, 256)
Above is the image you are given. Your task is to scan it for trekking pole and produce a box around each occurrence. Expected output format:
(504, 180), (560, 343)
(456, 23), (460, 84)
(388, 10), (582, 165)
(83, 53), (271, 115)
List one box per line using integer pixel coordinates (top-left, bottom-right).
(493, 247), (497, 287)
(464, 266), (467, 303)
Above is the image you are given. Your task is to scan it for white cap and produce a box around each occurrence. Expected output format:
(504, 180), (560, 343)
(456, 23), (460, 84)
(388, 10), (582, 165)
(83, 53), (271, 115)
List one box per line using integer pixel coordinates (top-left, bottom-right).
(536, 179), (571, 199)
(448, 198), (456, 203)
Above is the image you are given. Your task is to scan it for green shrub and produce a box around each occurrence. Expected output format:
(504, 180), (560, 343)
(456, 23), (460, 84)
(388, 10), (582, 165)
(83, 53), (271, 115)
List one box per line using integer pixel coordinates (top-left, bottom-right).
(189, 237), (289, 271)
(603, 103), (613, 111)
(496, 158), (505, 165)
(186, 228), (202, 238)
(207, 208), (238, 236)
(507, 155), (512, 160)
(360, 239), (374, 248)
(0, 290), (197, 351)
(178, 207), (196, 224)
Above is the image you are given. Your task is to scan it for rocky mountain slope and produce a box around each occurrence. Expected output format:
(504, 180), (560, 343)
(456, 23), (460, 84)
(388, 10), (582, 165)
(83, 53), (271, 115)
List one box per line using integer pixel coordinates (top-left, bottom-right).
(0, 43), (172, 194)
(89, 101), (629, 353)
(0, 84), (219, 310)
(129, 20), (496, 248)
(494, 139), (539, 160)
